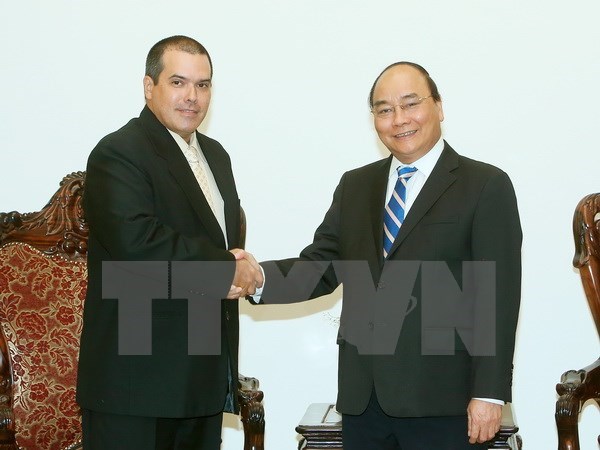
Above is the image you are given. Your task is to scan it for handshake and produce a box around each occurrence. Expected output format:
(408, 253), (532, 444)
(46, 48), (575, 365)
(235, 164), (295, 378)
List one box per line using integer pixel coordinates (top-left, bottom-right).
(227, 249), (264, 299)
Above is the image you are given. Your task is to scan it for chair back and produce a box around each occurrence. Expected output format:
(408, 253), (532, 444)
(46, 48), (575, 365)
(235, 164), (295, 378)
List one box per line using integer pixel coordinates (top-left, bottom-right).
(555, 193), (600, 450)
(0, 172), (86, 449)
(572, 193), (600, 335)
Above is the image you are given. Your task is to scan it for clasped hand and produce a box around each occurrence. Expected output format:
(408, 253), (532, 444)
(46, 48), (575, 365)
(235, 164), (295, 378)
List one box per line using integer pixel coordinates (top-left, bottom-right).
(226, 249), (263, 299)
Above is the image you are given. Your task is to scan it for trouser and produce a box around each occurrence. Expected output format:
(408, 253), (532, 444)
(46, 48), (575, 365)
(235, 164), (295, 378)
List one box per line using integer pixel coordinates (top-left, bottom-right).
(342, 390), (487, 450)
(82, 408), (223, 450)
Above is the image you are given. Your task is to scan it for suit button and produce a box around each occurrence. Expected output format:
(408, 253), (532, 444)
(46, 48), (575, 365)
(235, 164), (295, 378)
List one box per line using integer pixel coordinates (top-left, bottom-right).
(377, 281), (386, 289)
(225, 310), (230, 321)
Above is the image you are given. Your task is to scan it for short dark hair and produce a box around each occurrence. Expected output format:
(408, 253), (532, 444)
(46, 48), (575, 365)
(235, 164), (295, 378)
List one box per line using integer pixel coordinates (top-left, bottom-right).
(368, 61), (441, 108)
(145, 35), (213, 83)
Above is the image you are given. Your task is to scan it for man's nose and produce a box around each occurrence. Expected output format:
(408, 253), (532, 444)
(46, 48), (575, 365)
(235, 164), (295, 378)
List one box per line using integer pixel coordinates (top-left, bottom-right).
(185, 85), (198, 103)
(392, 106), (410, 125)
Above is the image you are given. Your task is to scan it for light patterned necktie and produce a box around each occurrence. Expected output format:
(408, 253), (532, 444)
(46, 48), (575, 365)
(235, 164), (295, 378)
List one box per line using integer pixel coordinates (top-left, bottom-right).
(383, 166), (417, 258)
(183, 145), (216, 215)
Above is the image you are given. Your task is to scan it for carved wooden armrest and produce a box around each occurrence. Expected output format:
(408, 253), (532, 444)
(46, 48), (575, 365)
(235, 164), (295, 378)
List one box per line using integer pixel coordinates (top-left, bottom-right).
(555, 357), (600, 450)
(238, 374), (264, 450)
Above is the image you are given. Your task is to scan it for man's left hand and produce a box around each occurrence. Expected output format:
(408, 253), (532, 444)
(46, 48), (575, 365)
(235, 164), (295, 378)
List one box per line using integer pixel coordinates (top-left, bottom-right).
(467, 399), (502, 444)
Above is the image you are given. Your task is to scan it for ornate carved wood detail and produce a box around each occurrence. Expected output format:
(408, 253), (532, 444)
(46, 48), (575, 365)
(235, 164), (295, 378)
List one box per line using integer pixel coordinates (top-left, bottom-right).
(573, 193), (600, 266)
(0, 172), (88, 262)
(0, 172), (86, 447)
(238, 376), (265, 450)
(555, 193), (600, 450)
(555, 361), (600, 450)
(572, 193), (600, 337)
(556, 365), (600, 412)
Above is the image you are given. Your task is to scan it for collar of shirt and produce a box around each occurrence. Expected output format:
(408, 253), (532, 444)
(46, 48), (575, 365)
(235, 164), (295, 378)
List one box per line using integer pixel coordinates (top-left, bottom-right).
(387, 136), (445, 181)
(385, 136), (445, 214)
(167, 129), (206, 165)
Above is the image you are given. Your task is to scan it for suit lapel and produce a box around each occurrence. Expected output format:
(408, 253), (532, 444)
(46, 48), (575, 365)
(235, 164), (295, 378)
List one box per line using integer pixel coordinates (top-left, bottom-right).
(138, 107), (226, 247)
(197, 133), (240, 248)
(387, 143), (459, 256)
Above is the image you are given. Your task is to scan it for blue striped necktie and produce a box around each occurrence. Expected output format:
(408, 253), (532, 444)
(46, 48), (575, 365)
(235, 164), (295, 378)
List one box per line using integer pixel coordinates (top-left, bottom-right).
(383, 166), (417, 258)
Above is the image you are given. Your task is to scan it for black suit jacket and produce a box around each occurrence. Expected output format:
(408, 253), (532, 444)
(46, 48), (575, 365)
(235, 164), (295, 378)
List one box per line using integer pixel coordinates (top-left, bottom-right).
(261, 142), (522, 417)
(77, 106), (241, 418)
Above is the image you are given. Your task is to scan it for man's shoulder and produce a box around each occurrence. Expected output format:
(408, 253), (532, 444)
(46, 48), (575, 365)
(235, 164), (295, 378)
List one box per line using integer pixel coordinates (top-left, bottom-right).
(455, 153), (509, 180)
(95, 116), (145, 147)
(87, 116), (153, 166)
(442, 142), (509, 180)
(450, 151), (516, 197)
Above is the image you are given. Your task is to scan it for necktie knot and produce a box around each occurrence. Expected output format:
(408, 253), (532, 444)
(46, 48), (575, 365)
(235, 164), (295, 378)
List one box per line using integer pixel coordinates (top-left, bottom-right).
(398, 166), (417, 178)
(183, 145), (216, 215)
(183, 145), (200, 164)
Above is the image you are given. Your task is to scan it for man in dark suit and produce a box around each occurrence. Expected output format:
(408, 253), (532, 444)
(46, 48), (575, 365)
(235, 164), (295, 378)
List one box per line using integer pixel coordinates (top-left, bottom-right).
(77, 35), (262, 450)
(244, 62), (521, 449)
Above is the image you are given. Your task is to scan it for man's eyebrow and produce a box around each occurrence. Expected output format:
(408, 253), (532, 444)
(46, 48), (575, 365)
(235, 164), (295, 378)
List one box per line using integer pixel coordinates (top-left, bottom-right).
(372, 93), (420, 107)
(400, 93), (419, 99)
(168, 74), (212, 83)
(372, 100), (389, 108)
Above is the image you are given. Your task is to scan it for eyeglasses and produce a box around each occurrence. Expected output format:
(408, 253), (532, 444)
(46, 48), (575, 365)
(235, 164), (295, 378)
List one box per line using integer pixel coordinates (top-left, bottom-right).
(371, 95), (433, 119)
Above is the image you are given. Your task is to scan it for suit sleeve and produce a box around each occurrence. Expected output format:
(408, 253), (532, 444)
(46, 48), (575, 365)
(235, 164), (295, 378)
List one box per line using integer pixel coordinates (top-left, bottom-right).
(469, 170), (522, 401)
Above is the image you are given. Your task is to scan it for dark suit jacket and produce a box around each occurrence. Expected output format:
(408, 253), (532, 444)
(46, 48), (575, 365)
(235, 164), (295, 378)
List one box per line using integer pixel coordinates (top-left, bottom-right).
(77, 106), (241, 418)
(261, 142), (522, 417)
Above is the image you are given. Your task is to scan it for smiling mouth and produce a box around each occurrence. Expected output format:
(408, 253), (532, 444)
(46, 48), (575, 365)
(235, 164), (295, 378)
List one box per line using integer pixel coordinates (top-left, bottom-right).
(394, 130), (416, 138)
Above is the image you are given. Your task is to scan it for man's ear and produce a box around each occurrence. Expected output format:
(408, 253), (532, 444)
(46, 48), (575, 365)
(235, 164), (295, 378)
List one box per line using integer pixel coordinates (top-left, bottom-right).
(143, 75), (154, 100)
(436, 100), (444, 123)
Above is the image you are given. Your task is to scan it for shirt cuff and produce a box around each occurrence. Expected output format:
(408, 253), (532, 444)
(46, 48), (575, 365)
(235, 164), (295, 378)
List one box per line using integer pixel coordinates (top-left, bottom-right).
(473, 397), (504, 405)
(247, 265), (265, 304)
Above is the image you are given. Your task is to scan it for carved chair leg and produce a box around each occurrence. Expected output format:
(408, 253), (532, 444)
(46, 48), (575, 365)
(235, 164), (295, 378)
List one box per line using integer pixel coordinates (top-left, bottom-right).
(239, 389), (265, 450)
(555, 395), (581, 450)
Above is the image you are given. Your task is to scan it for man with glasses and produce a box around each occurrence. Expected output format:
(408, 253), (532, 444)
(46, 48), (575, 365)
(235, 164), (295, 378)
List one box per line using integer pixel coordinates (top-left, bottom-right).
(243, 62), (522, 449)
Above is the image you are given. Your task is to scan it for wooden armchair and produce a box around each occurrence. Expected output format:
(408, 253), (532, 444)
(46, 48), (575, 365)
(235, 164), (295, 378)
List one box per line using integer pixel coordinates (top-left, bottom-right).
(0, 172), (264, 450)
(555, 193), (600, 450)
